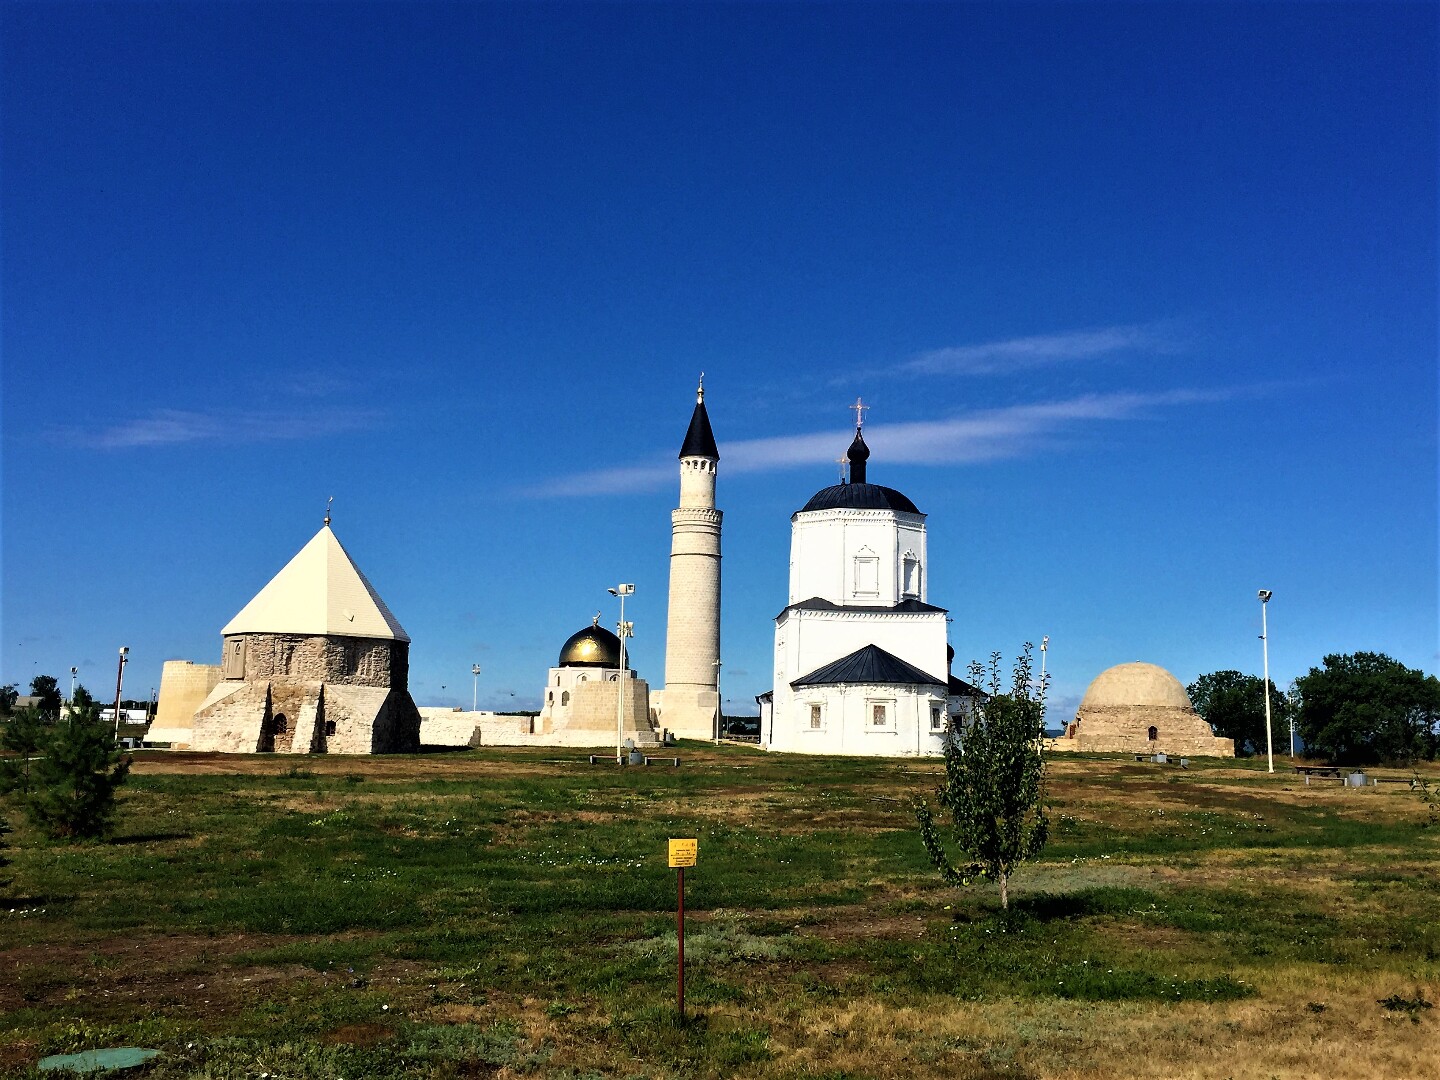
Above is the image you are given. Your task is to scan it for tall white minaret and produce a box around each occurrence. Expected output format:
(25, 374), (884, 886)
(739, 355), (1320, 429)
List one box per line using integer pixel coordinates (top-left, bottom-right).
(661, 377), (722, 740)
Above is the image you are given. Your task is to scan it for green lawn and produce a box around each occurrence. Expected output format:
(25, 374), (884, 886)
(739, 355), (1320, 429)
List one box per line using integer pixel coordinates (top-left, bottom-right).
(1, 746), (1437, 1079)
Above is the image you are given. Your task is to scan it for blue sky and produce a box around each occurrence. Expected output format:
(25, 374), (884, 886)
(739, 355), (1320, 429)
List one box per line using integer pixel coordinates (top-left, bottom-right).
(2, 2), (1435, 720)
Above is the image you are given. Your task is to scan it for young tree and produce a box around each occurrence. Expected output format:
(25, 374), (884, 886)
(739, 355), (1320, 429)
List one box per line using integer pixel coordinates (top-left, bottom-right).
(1187, 670), (1290, 756)
(0, 684), (17, 716)
(0, 706), (47, 795)
(17, 697), (130, 839)
(1295, 652), (1440, 765)
(914, 646), (1049, 910)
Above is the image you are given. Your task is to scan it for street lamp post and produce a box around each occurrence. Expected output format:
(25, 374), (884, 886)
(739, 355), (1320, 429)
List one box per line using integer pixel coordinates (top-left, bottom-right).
(1259, 590), (1274, 773)
(1039, 636), (1049, 690)
(112, 647), (129, 739)
(69, 666), (78, 708)
(609, 584), (634, 764)
(714, 659), (723, 742)
(472, 665), (481, 713)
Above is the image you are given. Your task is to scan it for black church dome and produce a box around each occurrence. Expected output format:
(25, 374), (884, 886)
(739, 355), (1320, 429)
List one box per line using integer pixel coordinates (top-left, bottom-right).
(799, 482), (920, 514)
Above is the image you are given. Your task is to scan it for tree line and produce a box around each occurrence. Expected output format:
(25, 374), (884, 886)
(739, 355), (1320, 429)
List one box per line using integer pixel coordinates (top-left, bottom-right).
(1189, 651), (1440, 766)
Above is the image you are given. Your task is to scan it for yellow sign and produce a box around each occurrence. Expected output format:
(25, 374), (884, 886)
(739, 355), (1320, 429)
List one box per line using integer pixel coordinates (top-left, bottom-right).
(668, 838), (698, 868)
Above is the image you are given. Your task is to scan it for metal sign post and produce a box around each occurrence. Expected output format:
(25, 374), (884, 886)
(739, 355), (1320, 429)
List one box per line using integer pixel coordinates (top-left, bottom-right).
(668, 838), (698, 1021)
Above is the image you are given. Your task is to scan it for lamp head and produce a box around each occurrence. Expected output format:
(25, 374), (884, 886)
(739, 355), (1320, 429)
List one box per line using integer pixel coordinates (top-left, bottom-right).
(1258, 589), (1272, 603)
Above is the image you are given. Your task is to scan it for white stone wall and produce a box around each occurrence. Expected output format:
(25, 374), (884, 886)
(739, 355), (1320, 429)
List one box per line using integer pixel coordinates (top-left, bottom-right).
(788, 508), (927, 606)
(766, 681), (950, 756)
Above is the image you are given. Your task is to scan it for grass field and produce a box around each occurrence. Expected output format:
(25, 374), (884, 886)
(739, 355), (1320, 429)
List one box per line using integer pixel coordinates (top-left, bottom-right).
(1, 744), (1437, 1079)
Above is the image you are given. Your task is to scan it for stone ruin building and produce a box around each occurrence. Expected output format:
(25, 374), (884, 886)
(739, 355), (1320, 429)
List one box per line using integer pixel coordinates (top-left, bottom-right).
(1050, 661), (1234, 757)
(188, 523), (421, 754)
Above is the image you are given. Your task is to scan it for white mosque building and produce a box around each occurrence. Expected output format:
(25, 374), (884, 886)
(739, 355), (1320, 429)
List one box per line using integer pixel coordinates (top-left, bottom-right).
(758, 411), (970, 756)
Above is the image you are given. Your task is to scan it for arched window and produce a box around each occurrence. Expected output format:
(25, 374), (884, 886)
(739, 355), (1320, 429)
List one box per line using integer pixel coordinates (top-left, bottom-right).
(547, 691), (554, 704)
(902, 553), (920, 597)
(609, 673), (619, 682)
(561, 691), (570, 706)
(1147, 726), (1158, 741)
(578, 675), (587, 683)
(274, 715), (289, 735)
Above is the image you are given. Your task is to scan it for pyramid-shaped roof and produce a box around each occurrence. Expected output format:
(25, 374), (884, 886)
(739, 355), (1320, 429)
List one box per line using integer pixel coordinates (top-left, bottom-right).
(221, 525), (410, 642)
(791, 643), (945, 689)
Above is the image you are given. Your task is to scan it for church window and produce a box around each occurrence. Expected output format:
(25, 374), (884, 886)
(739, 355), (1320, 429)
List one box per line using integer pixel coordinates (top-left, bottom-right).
(578, 675), (588, 683)
(274, 715), (289, 735)
(809, 704), (823, 729)
(870, 702), (888, 727)
(1148, 725), (1158, 741)
(547, 691), (554, 704)
(555, 674), (561, 686)
(853, 549), (879, 597)
(903, 555), (920, 597)
(343, 642), (360, 676)
(609, 674), (619, 682)
(561, 691), (570, 706)
(931, 706), (944, 731)
(279, 642), (294, 675)
(324, 720), (336, 737)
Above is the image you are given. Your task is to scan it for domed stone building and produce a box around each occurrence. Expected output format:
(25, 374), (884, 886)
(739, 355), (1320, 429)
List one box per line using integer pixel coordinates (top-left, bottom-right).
(535, 616), (659, 746)
(1053, 662), (1234, 757)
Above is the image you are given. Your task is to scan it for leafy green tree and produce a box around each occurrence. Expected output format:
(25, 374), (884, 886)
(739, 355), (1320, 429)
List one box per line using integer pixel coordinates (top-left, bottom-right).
(1294, 652), (1440, 766)
(29, 675), (62, 719)
(914, 645), (1049, 910)
(1187, 670), (1290, 757)
(15, 698), (130, 839)
(0, 684), (17, 716)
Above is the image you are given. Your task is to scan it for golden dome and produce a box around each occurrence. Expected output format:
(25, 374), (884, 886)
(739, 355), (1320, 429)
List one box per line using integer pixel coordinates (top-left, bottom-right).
(1078, 662), (1194, 712)
(557, 619), (622, 668)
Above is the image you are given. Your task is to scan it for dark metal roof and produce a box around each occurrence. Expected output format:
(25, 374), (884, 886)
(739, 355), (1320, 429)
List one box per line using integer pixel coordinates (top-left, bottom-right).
(679, 398), (719, 460)
(791, 644), (947, 689)
(799, 482), (919, 514)
(777, 596), (948, 620)
(948, 675), (988, 698)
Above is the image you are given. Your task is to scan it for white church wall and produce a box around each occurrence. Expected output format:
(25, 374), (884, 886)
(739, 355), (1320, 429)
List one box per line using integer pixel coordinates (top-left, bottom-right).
(789, 508), (928, 607)
(766, 682), (950, 756)
(777, 611), (948, 687)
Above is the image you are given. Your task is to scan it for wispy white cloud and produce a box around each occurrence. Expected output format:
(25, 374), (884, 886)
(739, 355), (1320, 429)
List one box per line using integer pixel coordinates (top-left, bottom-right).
(69, 407), (383, 449)
(530, 387), (1231, 497)
(903, 322), (1178, 377)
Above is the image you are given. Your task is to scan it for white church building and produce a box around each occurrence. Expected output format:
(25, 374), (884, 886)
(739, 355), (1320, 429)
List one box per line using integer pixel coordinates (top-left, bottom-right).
(758, 413), (969, 756)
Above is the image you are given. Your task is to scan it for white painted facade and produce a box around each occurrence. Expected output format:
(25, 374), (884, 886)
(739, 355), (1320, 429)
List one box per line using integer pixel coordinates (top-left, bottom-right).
(761, 431), (958, 758)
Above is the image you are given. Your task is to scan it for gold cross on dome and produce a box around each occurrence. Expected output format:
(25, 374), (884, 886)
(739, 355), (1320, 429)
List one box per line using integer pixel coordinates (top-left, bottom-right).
(850, 396), (869, 428)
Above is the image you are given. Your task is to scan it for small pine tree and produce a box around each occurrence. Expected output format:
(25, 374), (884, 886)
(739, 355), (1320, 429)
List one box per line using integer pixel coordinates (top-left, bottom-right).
(0, 706), (48, 796)
(19, 698), (130, 839)
(914, 646), (1049, 910)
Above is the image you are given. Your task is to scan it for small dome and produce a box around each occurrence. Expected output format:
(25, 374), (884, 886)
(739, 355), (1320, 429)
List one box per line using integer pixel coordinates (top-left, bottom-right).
(1078, 662), (1194, 711)
(800, 482), (920, 514)
(558, 622), (622, 667)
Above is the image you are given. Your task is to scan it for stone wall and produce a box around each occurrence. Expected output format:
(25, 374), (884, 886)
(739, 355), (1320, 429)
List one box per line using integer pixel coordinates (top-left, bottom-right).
(147, 660), (223, 746)
(189, 678), (420, 754)
(222, 634), (408, 689)
(1051, 704), (1235, 757)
